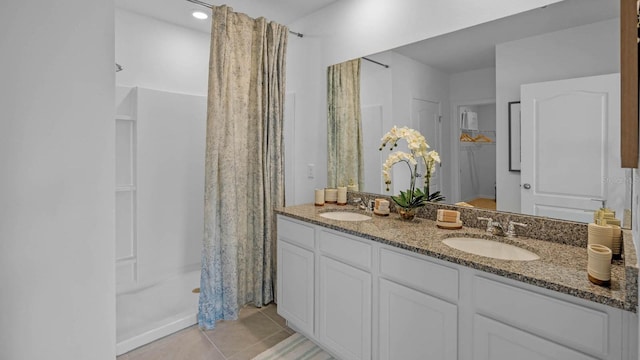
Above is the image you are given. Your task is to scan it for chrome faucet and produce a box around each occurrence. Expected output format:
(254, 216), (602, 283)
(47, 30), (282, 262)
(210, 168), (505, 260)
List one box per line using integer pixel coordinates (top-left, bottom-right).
(477, 217), (499, 234)
(352, 198), (373, 212)
(478, 217), (528, 238)
(506, 221), (528, 238)
(490, 221), (506, 236)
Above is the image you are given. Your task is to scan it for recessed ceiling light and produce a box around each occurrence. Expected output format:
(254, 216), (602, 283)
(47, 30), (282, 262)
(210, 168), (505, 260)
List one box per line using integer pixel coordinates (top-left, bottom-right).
(192, 11), (208, 20)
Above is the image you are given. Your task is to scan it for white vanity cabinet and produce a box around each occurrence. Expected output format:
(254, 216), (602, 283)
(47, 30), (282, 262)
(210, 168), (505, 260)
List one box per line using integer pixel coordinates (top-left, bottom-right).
(317, 229), (372, 360)
(472, 314), (599, 360)
(378, 247), (458, 360)
(469, 275), (624, 360)
(276, 217), (315, 335)
(276, 215), (637, 360)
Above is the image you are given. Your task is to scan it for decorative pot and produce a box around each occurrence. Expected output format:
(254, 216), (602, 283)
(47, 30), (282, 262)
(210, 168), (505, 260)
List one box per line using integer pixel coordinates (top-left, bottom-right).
(397, 208), (417, 220)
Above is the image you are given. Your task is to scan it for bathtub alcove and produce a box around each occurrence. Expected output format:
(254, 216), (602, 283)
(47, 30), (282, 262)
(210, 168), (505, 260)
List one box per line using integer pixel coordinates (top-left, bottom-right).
(115, 87), (206, 355)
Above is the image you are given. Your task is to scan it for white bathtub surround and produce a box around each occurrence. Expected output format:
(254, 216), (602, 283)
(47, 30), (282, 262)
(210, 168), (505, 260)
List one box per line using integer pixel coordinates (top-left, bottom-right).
(199, 5), (287, 329)
(114, 87), (206, 352)
(116, 270), (200, 355)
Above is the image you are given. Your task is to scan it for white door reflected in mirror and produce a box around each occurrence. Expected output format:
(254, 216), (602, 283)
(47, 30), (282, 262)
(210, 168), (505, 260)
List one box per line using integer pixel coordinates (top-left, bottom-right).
(520, 74), (626, 223)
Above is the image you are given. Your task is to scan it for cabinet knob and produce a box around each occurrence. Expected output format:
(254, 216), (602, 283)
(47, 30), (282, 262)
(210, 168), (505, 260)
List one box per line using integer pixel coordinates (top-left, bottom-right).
(523, 183), (531, 189)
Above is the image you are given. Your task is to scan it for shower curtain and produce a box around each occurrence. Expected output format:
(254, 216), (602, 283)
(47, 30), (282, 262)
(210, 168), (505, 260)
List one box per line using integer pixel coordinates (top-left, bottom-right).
(198, 5), (287, 330)
(327, 58), (364, 189)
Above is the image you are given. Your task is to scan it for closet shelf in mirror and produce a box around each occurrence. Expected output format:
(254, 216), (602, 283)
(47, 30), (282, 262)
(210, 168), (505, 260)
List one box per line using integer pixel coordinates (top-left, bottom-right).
(460, 129), (495, 133)
(460, 133), (494, 143)
(460, 142), (495, 148)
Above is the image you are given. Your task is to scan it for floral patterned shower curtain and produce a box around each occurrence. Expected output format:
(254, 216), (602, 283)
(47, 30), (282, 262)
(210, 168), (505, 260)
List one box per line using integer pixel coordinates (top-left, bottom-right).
(198, 5), (287, 330)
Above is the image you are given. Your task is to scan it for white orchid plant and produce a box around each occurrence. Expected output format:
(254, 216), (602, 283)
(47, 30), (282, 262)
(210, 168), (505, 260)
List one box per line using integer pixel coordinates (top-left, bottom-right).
(379, 126), (445, 210)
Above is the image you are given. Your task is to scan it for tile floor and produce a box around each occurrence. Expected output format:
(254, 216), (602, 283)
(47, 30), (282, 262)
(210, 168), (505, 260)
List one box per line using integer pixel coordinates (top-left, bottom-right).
(117, 303), (293, 360)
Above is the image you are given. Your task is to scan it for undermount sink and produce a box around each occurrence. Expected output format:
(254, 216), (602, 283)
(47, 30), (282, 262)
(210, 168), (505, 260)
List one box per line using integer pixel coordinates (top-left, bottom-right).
(319, 211), (372, 221)
(442, 237), (539, 261)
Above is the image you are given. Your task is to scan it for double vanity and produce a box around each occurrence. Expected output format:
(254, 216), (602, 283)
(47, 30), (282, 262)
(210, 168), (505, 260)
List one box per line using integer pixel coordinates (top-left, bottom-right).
(275, 197), (639, 360)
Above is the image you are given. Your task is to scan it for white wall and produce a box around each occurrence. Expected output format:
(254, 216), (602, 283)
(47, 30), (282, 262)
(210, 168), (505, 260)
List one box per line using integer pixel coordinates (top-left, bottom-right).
(391, 52), (451, 198)
(116, 8), (210, 96)
(450, 67), (496, 102)
(360, 52), (393, 194)
(476, 104), (497, 198)
(359, 51), (450, 198)
(495, 18), (619, 212)
(449, 67), (496, 203)
(285, 0), (559, 205)
(285, 35), (325, 204)
(0, 0), (115, 359)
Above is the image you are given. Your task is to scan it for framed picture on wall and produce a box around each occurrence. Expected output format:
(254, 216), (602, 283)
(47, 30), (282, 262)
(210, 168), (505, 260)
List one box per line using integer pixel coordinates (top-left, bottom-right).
(508, 101), (521, 172)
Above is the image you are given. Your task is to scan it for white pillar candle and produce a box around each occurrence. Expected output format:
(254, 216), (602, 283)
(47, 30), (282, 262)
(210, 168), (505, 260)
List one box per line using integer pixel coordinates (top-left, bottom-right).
(324, 188), (337, 203)
(337, 187), (347, 205)
(587, 223), (612, 250)
(587, 244), (612, 286)
(314, 189), (325, 206)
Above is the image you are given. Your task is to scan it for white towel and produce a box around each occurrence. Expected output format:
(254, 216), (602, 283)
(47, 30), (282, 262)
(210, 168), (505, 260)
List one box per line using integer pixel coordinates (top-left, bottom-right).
(462, 111), (478, 131)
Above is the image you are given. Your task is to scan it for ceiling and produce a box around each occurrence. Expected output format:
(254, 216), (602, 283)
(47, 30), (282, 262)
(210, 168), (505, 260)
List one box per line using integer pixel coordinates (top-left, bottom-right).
(116, 0), (619, 73)
(115, 0), (338, 34)
(392, 0), (619, 74)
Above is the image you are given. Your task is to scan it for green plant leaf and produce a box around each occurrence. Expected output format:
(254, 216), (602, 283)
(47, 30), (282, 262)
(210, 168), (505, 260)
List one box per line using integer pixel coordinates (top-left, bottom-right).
(427, 190), (446, 203)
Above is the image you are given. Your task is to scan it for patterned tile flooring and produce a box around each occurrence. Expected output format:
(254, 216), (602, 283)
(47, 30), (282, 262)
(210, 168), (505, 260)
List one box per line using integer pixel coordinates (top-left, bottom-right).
(117, 304), (293, 360)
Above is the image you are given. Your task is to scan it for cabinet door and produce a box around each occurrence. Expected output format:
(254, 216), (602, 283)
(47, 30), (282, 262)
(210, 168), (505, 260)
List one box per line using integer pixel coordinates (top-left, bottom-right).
(319, 256), (371, 360)
(277, 240), (314, 335)
(473, 315), (598, 360)
(473, 276), (612, 357)
(378, 278), (457, 360)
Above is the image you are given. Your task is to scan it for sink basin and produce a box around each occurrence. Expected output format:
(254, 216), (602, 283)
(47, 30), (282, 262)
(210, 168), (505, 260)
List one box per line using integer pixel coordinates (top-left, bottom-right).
(319, 211), (372, 221)
(442, 237), (539, 261)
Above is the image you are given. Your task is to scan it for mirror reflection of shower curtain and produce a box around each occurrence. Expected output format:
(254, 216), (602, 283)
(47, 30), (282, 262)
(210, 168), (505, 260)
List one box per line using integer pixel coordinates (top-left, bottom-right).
(327, 58), (364, 189)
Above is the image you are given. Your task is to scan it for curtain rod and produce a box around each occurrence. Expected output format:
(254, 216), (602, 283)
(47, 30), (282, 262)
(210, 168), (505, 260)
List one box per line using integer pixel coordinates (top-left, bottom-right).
(186, 0), (304, 38)
(362, 57), (389, 68)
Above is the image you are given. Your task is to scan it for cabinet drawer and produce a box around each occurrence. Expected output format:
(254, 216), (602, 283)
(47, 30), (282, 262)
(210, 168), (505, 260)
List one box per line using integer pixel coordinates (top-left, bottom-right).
(379, 247), (458, 303)
(473, 314), (598, 360)
(319, 229), (372, 270)
(474, 276), (610, 357)
(277, 216), (315, 250)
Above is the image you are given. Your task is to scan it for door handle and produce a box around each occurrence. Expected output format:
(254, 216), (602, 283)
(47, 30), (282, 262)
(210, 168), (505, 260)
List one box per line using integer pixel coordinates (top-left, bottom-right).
(523, 183), (531, 189)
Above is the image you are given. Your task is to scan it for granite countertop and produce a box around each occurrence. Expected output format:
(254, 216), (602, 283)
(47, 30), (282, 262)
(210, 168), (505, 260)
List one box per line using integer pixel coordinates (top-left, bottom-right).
(276, 203), (638, 312)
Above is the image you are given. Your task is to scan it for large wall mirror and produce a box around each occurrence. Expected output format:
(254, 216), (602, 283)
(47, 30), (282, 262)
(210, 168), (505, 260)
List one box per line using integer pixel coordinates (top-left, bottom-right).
(328, 0), (633, 224)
